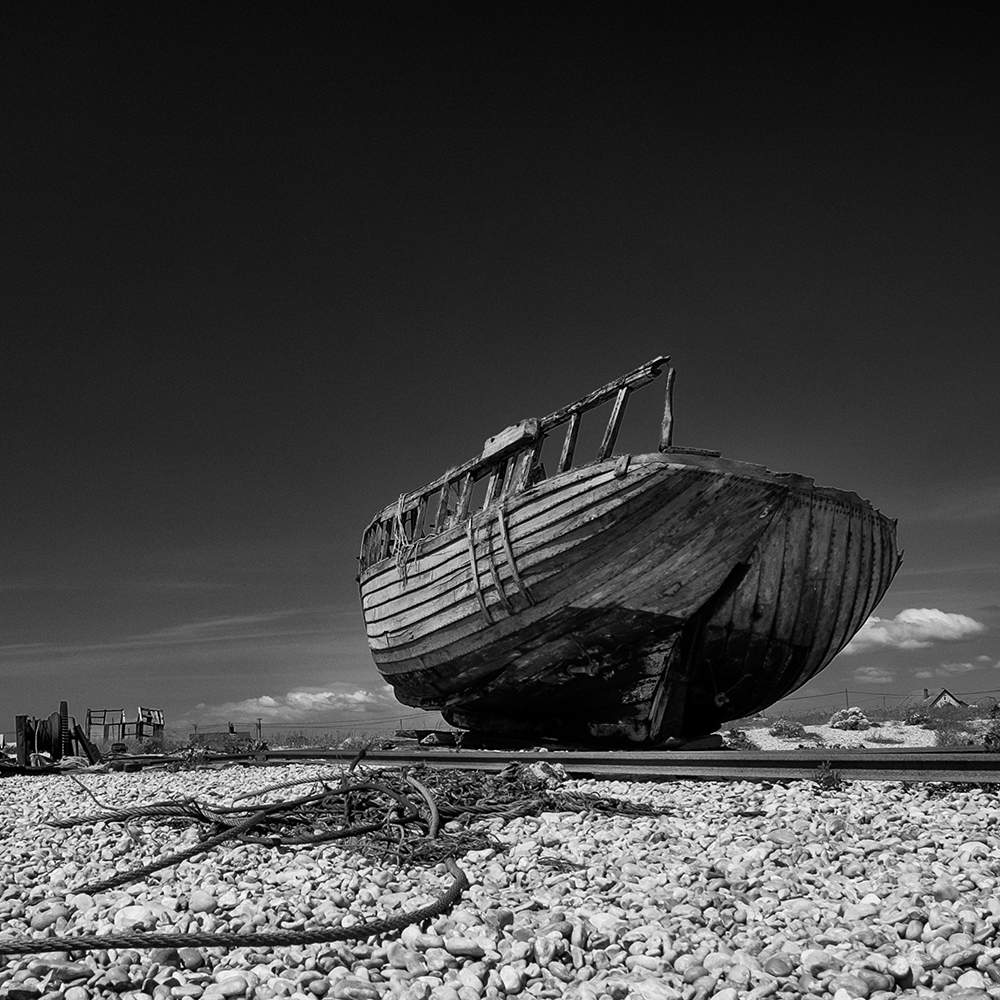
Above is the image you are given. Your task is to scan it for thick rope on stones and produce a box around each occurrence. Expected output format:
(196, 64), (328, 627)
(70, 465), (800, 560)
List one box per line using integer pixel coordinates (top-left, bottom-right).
(0, 762), (669, 958)
(0, 772), (467, 957)
(412, 761), (675, 822)
(0, 859), (468, 956)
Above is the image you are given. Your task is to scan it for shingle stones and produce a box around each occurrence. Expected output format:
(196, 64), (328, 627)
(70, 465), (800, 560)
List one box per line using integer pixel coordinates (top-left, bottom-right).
(2, 768), (1000, 1000)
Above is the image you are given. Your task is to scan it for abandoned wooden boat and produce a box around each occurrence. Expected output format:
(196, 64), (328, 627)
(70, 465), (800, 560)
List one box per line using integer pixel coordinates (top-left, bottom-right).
(358, 356), (901, 747)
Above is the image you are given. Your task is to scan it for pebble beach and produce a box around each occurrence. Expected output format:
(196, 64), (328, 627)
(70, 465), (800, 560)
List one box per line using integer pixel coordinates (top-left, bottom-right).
(2, 765), (999, 1000)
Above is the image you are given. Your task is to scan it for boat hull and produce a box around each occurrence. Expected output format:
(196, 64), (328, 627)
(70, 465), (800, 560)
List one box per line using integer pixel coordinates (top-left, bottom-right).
(359, 450), (900, 746)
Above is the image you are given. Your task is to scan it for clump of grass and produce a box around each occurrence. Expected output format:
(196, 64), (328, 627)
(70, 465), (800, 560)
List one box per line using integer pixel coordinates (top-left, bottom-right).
(724, 728), (759, 751)
(813, 761), (844, 790)
(829, 707), (871, 730)
(982, 705), (1000, 751)
(797, 730), (826, 744)
(269, 728), (396, 749)
(935, 721), (977, 747)
(865, 733), (905, 745)
(769, 718), (807, 739)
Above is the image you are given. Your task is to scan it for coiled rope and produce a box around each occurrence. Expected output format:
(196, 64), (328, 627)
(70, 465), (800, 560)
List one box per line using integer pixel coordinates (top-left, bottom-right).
(0, 763), (670, 958)
(0, 772), (467, 957)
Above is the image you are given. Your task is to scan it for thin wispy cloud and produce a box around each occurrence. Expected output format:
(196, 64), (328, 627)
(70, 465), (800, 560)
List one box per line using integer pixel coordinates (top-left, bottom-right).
(140, 609), (326, 644)
(0, 573), (233, 593)
(903, 478), (1000, 522)
(896, 562), (1000, 578)
(917, 661), (987, 679)
(1, 608), (334, 659)
(842, 608), (986, 655)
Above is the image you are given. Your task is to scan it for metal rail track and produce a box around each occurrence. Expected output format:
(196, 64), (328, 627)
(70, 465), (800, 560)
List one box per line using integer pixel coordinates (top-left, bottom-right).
(255, 746), (1000, 783)
(76, 745), (996, 784)
(11, 746), (995, 784)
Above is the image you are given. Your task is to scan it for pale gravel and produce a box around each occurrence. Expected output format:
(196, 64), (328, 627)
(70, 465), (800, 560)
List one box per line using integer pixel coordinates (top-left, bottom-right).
(742, 724), (941, 752)
(2, 764), (1000, 1000)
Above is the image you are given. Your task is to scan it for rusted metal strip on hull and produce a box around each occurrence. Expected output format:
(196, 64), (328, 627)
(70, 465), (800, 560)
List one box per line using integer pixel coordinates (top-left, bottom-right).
(485, 549), (514, 616)
(497, 503), (533, 606)
(465, 520), (492, 625)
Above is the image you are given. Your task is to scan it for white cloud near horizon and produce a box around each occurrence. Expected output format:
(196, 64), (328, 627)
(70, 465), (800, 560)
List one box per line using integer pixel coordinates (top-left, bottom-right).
(854, 664), (895, 684)
(180, 685), (402, 726)
(842, 608), (985, 655)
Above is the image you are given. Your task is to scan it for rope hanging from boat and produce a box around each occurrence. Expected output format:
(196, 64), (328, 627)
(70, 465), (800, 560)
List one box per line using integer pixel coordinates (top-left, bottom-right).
(392, 493), (417, 585)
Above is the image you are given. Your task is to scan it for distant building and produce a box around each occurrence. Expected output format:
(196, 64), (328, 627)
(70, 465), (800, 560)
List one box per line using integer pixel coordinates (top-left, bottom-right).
(189, 730), (253, 750)
(86, 706), (165, 743)
(902, 687), (967, 710)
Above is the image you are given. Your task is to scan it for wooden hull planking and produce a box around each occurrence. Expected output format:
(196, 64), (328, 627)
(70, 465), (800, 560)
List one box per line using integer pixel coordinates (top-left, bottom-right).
(357, 358), (900, 747)
(359, 449), (900, 746)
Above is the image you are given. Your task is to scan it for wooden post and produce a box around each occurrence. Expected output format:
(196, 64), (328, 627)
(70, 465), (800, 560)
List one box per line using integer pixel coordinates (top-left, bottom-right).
(15, 716), (28, 767)
(412, 496), (428, 540)
(60, 701), (71, 758)
(73, 724), (102, 765)
(48, 711), (62, 760)
(432, 482), (453, 532)
(455, 472), (476, 521)
(659, 366), (676, 451)
(483, 461), (505, 508)
(558, 412), (581, 473)
(597, 387), (630, 461)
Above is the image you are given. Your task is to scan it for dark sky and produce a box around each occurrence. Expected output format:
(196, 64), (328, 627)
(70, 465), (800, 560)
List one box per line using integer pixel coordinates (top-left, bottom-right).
(3, 7), (997, 738)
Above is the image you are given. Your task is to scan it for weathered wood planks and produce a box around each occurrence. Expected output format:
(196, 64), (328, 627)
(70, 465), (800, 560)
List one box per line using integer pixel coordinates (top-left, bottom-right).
(357, 357), (900, 747)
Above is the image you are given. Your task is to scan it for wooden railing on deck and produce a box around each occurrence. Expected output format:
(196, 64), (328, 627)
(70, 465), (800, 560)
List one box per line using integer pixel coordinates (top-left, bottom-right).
(360, 356), (673, 572)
